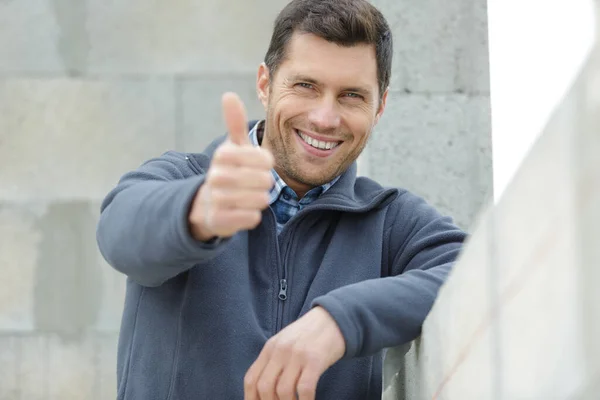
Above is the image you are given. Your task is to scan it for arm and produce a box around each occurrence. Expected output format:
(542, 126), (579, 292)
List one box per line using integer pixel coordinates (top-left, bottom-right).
(311, 192), (467, 358)
(97, 94), (274, 288)
(96, 151), (226, 287)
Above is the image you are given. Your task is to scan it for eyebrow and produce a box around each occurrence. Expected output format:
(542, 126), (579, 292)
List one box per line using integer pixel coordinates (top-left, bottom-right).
(289, 74), (374, 98)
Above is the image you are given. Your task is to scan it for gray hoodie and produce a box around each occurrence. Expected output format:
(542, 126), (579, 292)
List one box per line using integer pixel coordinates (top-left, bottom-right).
(96, 128), (467, 399)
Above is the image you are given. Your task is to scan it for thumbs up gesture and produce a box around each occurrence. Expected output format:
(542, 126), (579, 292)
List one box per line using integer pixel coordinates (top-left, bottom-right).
(189, 93), (275, 241)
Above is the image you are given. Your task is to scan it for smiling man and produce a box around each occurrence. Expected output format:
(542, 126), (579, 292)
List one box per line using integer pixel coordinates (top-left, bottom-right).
(96, 1), (467, 399)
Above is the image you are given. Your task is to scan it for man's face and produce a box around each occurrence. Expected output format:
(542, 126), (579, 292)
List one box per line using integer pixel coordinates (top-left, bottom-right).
(257, 32), (388, 196)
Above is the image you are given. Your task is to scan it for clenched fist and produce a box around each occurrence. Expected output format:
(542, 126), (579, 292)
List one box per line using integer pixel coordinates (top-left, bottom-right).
(189, 92), (275, 241)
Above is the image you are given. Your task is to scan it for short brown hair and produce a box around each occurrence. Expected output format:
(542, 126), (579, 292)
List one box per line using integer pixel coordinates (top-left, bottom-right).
(264, 0), (393, 99)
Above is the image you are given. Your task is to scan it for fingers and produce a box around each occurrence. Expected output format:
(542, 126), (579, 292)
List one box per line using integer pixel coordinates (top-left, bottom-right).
(210, 190), (270, 210)
(244, 338), (296, 400)
(208, 164), (273, 189)
(206, 209), (263, 236)
(212, 145), (275, 170)
(296, 367), (320, 400)
(242, 308), (345, 400)
(222, 92), (251, 146)
(245, 336), (321, 400)
(244, 355), (319, 400)
(244, 345), (270, 400)
(188, 92), (275, 240)
(255, 359), (283, 400)
(275, 357), (303, 400)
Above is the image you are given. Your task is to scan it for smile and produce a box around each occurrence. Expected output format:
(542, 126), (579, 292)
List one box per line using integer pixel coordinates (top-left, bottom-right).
(296, 130), (341, 150)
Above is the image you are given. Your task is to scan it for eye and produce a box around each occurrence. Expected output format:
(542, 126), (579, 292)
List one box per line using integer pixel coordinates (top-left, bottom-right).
(296, 82), (314, 90)
(343, 92), (364, 100)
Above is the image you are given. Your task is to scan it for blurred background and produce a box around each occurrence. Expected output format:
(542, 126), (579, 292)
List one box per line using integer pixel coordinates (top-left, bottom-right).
(0, 0), (597, 399)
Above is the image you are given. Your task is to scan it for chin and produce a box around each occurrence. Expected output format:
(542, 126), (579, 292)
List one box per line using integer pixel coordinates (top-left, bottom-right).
(298, 170), (338, 187)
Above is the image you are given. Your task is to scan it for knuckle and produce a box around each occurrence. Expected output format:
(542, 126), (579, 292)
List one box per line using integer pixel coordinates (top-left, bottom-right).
(261, 192), (270, 206)
(189, 213), (202, 227)
(297, 380), (316, 396)
(211, 206), (226, 218)
(207, 167), (222, 182)
(260, 172), (274, 188)
(264, 336), (276, 349)
(214, 144), (240, 165)
(249, 211), (262, 228)
(210, 189), (226, 204)
(276, 383), (293, 398)
(257, 380), (271, 395)
(210, 168), (235, 187)
(293, 345), (312, 362)
(203, 212), (218, 231)
(304, 351), (322, 367)
(212, 145), (229, 163)
(243, 372), (256, 388)
(264, 337), (279, 353)
(275, 339), (294, 354)
(205, 167), (221, 185)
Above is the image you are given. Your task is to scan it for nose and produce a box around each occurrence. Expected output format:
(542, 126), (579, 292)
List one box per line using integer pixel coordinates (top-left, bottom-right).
(307, 97), (341, 131)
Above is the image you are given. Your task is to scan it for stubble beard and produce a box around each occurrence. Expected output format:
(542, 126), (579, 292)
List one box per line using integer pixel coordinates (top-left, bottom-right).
(264, 115), (370, 189)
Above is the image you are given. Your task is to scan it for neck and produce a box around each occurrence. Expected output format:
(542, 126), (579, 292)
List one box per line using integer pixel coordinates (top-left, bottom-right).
(279, 173), (312, 199)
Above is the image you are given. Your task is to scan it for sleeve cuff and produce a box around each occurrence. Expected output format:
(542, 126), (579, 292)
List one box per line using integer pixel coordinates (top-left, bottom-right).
(174, 176), (230, 257)
(311, 294), (362, 359)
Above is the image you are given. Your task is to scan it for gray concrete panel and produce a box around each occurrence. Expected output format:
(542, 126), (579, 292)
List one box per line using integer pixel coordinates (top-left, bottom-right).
(15, 335), (48, 400)
(0, 334), (118, 400)
(0, 201), (124, 336)
(0, 78), (177, 201)
(0, 205), (41, 331)
(0, 336), (19, 399)
(95, 334), (119, 400)
(47, 334), (97, 400)
(367, 92), (492, 230)
(33, 202), (102, 339)
(179, 75), (265, 152)
(86, 0), (288, 75)
(0, 0), (66, 73)
(371, 0), (490, 93)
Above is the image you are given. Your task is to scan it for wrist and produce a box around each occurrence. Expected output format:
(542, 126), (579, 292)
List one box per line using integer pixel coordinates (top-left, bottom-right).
(189, 186), (217, 242)
(190, 223), (217, 242)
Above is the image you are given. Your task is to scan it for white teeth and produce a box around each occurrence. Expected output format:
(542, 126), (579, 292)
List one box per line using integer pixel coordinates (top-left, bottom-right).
(298, 131), (339, 150)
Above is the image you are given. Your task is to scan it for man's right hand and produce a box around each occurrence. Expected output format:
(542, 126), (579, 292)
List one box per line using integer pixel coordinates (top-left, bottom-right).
(189, 92), (274, 241)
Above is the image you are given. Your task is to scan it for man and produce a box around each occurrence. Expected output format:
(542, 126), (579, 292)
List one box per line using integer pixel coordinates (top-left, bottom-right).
(96, 0), (467, 399)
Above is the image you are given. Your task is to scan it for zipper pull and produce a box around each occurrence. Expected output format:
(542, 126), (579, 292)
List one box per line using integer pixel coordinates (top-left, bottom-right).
(278, 279), (288, 301)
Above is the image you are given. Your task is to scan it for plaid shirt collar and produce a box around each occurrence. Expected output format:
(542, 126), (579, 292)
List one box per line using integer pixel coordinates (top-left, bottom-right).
(248, 120), (340, 205)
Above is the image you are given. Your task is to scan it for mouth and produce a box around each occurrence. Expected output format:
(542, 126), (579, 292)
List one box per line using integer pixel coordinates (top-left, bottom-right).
(295, 129), (342, 155)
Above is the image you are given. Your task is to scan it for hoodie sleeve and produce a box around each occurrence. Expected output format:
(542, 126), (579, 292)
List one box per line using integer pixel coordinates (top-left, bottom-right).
(96, 151), (227, 287)
(311, 192), (467, 359)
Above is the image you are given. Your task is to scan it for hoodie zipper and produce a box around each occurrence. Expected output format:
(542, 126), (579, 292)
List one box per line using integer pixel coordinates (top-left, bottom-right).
(269, 208), (287, 334)
(272, 189), (396, 333)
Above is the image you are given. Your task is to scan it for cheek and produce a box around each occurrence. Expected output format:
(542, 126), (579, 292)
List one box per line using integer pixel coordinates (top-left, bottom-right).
(346, 116), (374, 146)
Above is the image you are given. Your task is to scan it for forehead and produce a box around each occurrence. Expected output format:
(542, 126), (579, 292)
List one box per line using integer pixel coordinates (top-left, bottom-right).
(278, 32), (378, 89)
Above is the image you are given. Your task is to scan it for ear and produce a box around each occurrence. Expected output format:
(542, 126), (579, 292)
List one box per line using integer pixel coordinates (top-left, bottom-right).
(373, 87), (389, 126)
(257, 63), (270, 110)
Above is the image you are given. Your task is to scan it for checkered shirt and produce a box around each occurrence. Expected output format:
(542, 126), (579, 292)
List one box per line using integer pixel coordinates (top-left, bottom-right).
(248, 121), (340, 234)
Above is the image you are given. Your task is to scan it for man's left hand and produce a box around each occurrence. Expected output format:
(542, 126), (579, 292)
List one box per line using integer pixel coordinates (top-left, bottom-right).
(244, 306), (345, 400)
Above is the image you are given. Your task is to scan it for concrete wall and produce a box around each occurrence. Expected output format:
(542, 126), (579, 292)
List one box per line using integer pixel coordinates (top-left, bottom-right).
(385, 7), (600, 398)
(0, 0), (491, 398)
(367, 0), (492, 231)
(369, 0), (493, 393)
